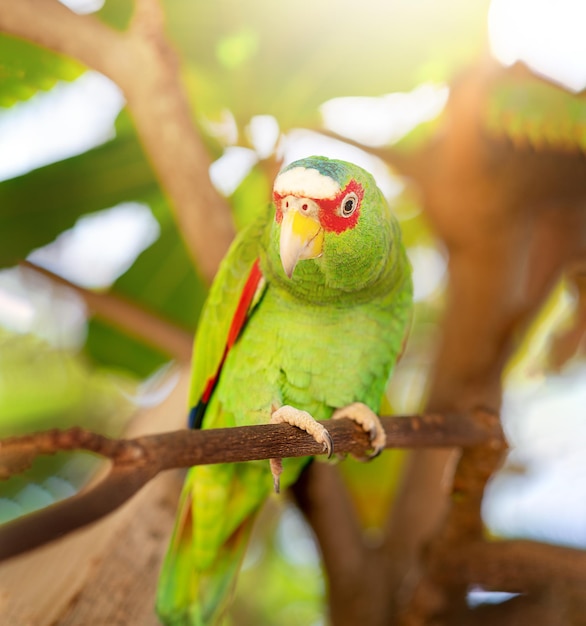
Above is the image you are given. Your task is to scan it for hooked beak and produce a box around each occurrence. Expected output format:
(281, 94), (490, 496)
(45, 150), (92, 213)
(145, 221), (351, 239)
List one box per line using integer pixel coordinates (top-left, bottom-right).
(279, 207), (324, 278)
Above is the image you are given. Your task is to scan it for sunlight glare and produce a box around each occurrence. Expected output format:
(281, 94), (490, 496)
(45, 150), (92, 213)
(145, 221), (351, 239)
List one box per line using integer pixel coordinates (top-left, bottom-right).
(0, 72), (124, 182)
(209, 147), (259, 197)
(0, 268), (87, 349)
(276, 505), (320, 567)
(407, 246), (447, 302)
(203, 109), (239, 146)
(489, 0), (586, 92)
(28, 202), (160, 289)
(0, 285), (35, 333)
(247, 115), (280, 159)
(467, 587), (519, 608)
(484, 363), (586, 548)
(58, 0), (105, 13)
(320, 83), (449, 147)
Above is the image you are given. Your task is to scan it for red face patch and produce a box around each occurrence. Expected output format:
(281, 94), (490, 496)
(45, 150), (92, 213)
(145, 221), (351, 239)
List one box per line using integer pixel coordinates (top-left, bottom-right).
(273, 178), (364, 234)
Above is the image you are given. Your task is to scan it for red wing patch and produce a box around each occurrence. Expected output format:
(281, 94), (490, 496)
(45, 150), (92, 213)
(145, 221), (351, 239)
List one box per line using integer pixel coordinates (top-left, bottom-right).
(189, 259), (264, 429)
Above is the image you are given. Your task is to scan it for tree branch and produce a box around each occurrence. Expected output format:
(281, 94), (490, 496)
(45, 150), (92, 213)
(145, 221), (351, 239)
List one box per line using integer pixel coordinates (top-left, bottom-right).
(403, 536), (586, 624)
(0, 409), (502, 561)
(443, 539), (586, 591)
(381, 61), (586, 625)
(0, 0), (235, 282)
(20, 260), (193, 362)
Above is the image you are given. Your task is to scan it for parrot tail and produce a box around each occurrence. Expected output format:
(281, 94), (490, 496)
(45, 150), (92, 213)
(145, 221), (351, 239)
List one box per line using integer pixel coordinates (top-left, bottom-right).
(156, 464), (268, 626)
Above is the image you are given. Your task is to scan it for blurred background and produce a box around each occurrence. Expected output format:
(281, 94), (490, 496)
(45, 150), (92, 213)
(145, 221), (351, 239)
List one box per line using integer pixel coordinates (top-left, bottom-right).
(1, 0), (586, 624)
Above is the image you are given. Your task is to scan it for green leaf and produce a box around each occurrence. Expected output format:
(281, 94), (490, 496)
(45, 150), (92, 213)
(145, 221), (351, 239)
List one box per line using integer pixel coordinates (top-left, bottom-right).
(485, 73), (586, 152)
(0, 331), (135, 438)
(84, 318), (169, 378)
(115, 195), (206, 331)
(84, 193), (205, 376)
(231, 164), (272, 230)
(0, 132), (158, 269)
(0, 123), (206, 376)
(0, 331), (136, 524)
(0, 34), (84, 107)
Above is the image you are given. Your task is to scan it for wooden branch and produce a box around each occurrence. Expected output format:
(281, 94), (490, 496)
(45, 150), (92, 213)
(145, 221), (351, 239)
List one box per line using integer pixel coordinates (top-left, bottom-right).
(0, 0), (235, 282)
(440, 539), (586, 591)
(401, 440), (507, 624)
(406, 536), (586, 626)
(20, 260), (193, 362)
(0, 410), (502, 561)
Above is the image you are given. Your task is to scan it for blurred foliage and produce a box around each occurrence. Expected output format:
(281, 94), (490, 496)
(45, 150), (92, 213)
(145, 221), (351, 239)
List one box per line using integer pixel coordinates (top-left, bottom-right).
(85, 319), (168, 378)
(0, 34), (83, 107)
(0, 133), (156, 268)
(166, 0), (489, 129)
(0, 331), (135, 437)
(0, 331), (136, 523)
(97, 0), (134, 31)
(230, 501), (324, 625)
(230, 164), (273, 230)
(85, 193), (206, 374)
(0, 451), (104, 524)
(485, 72), (586, 151)
(116, 194), (206, 331)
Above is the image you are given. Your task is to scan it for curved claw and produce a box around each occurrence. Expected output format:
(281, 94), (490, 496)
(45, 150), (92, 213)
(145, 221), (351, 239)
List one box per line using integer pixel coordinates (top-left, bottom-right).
(366, 425), (385, 459)
(322, 429), (334, 459)
(332, 402), (386, 461)
(365, 444), (384, 461)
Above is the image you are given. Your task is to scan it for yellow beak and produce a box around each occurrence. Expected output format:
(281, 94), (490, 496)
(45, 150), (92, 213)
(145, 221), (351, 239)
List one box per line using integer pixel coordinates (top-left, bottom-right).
(279, 209), (324, 278)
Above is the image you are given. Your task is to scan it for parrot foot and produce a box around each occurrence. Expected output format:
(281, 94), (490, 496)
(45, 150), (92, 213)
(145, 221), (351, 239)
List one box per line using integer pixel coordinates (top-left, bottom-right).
(332, 402), (387, 460)
(270, 405), (334, 493)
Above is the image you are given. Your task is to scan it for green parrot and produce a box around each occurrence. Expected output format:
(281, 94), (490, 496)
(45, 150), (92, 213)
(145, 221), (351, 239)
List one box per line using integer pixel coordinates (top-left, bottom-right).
(156, 156), (413, 625)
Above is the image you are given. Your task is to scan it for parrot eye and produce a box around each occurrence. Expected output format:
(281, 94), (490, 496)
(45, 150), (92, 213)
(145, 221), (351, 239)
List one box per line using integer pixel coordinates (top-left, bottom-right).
(340, 192), (358, 217)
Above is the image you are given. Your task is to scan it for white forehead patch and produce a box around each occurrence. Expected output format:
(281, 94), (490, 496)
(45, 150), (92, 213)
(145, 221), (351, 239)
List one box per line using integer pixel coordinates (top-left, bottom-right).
(273, 166), (340, 199)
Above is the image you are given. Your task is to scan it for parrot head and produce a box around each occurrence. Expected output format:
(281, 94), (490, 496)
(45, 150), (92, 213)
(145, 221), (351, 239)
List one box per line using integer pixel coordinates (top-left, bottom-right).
(269, 156), (394, 293)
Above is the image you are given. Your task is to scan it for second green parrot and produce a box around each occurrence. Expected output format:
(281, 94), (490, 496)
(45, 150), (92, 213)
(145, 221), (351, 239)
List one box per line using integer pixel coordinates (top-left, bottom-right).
(157, 156), (413, 625)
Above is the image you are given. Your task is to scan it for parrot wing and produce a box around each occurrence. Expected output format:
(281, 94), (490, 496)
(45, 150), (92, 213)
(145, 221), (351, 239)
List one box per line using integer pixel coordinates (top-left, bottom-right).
(157, 206), (272, 625)
(187, 207), (269, 429)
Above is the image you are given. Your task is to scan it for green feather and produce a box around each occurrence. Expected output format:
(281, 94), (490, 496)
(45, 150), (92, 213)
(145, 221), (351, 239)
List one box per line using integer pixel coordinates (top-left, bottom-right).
(157, 156), (413, 625)
(187, 204), (271, 409)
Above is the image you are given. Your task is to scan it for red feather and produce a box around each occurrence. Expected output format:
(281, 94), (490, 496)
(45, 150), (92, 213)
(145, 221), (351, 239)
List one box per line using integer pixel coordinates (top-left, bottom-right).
(200, 259), (263, 405)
